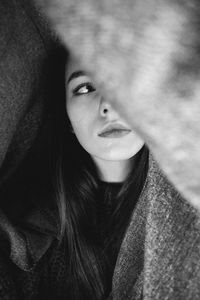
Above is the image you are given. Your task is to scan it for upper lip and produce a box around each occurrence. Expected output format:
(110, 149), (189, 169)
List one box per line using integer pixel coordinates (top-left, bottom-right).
(98, 123), (131, 136)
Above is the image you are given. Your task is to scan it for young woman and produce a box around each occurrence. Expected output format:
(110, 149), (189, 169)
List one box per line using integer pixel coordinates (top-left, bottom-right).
(51, 54), (149, 299)
(46, 53), (200, 300)
(1, 50), (200, 300)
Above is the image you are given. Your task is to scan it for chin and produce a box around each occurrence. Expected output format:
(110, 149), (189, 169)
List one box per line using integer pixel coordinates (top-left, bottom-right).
(98, 151), (137, 161)
(103, 144), (144, 161)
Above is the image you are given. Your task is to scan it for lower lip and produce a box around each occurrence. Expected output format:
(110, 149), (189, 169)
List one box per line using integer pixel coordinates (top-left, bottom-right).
(98, 129), (131, 138)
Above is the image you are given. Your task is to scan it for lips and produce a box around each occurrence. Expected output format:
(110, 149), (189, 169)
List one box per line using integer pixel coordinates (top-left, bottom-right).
(98, 123), (131, 138)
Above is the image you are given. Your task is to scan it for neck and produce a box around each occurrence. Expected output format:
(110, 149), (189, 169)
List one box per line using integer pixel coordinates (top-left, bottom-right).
(92, 156), (135, 183)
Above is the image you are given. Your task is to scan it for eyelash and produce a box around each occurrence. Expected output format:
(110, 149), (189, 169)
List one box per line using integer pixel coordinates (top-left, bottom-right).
(72, 82), (96, 96)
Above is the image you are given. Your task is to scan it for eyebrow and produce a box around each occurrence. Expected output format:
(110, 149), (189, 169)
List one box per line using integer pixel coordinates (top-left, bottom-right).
(67, 70), (86, 84)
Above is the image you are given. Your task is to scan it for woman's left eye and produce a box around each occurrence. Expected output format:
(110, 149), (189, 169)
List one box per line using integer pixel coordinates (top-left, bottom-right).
(72, 82), (96, 96)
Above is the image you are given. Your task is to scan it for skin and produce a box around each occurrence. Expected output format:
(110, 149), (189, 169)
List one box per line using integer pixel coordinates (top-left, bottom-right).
(65, 57), (145, 182)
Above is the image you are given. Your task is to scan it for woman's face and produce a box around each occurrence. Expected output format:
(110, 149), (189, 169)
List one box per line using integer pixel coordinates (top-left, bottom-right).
(65, 57), (144, 162)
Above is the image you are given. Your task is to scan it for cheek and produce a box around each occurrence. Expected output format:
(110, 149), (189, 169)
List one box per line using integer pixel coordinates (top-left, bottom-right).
(66, 96), (98, 129)
(66, 100), (85, 127)
(66, 100), (93, 143)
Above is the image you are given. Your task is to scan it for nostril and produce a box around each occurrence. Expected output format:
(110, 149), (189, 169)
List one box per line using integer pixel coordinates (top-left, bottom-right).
(103, 108), (108, 114)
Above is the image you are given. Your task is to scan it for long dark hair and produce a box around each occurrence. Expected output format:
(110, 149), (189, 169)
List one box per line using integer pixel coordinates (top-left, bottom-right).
(51, 52), (149, 299)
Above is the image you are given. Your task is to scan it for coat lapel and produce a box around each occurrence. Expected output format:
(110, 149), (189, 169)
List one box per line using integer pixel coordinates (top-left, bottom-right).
(144, 160), (200, 299)
(111, 153), (200, 299)
(110, 153), (153, 299)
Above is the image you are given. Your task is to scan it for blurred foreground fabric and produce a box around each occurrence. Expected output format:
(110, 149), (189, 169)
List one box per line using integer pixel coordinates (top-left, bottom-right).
(36, 0), (200, 211)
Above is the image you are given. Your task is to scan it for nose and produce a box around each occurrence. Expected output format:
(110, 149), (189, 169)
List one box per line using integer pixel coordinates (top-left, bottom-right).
(99, 97), (118, 118)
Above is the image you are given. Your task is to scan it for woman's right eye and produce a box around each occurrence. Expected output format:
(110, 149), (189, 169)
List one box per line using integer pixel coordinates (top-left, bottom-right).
(72, 82), (96, 96)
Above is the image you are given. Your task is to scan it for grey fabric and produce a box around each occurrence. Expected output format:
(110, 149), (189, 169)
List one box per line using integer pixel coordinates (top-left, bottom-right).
(111, 153), (200, 299)
(0, 204), (57, 271)
(0, 0), (55, 185)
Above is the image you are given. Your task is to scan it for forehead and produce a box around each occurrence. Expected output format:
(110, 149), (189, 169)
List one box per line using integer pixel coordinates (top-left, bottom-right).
(65, 57), (82, 81)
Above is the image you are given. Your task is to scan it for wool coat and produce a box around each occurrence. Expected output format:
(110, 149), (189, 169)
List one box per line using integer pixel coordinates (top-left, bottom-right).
(1, 1), (200, 299)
